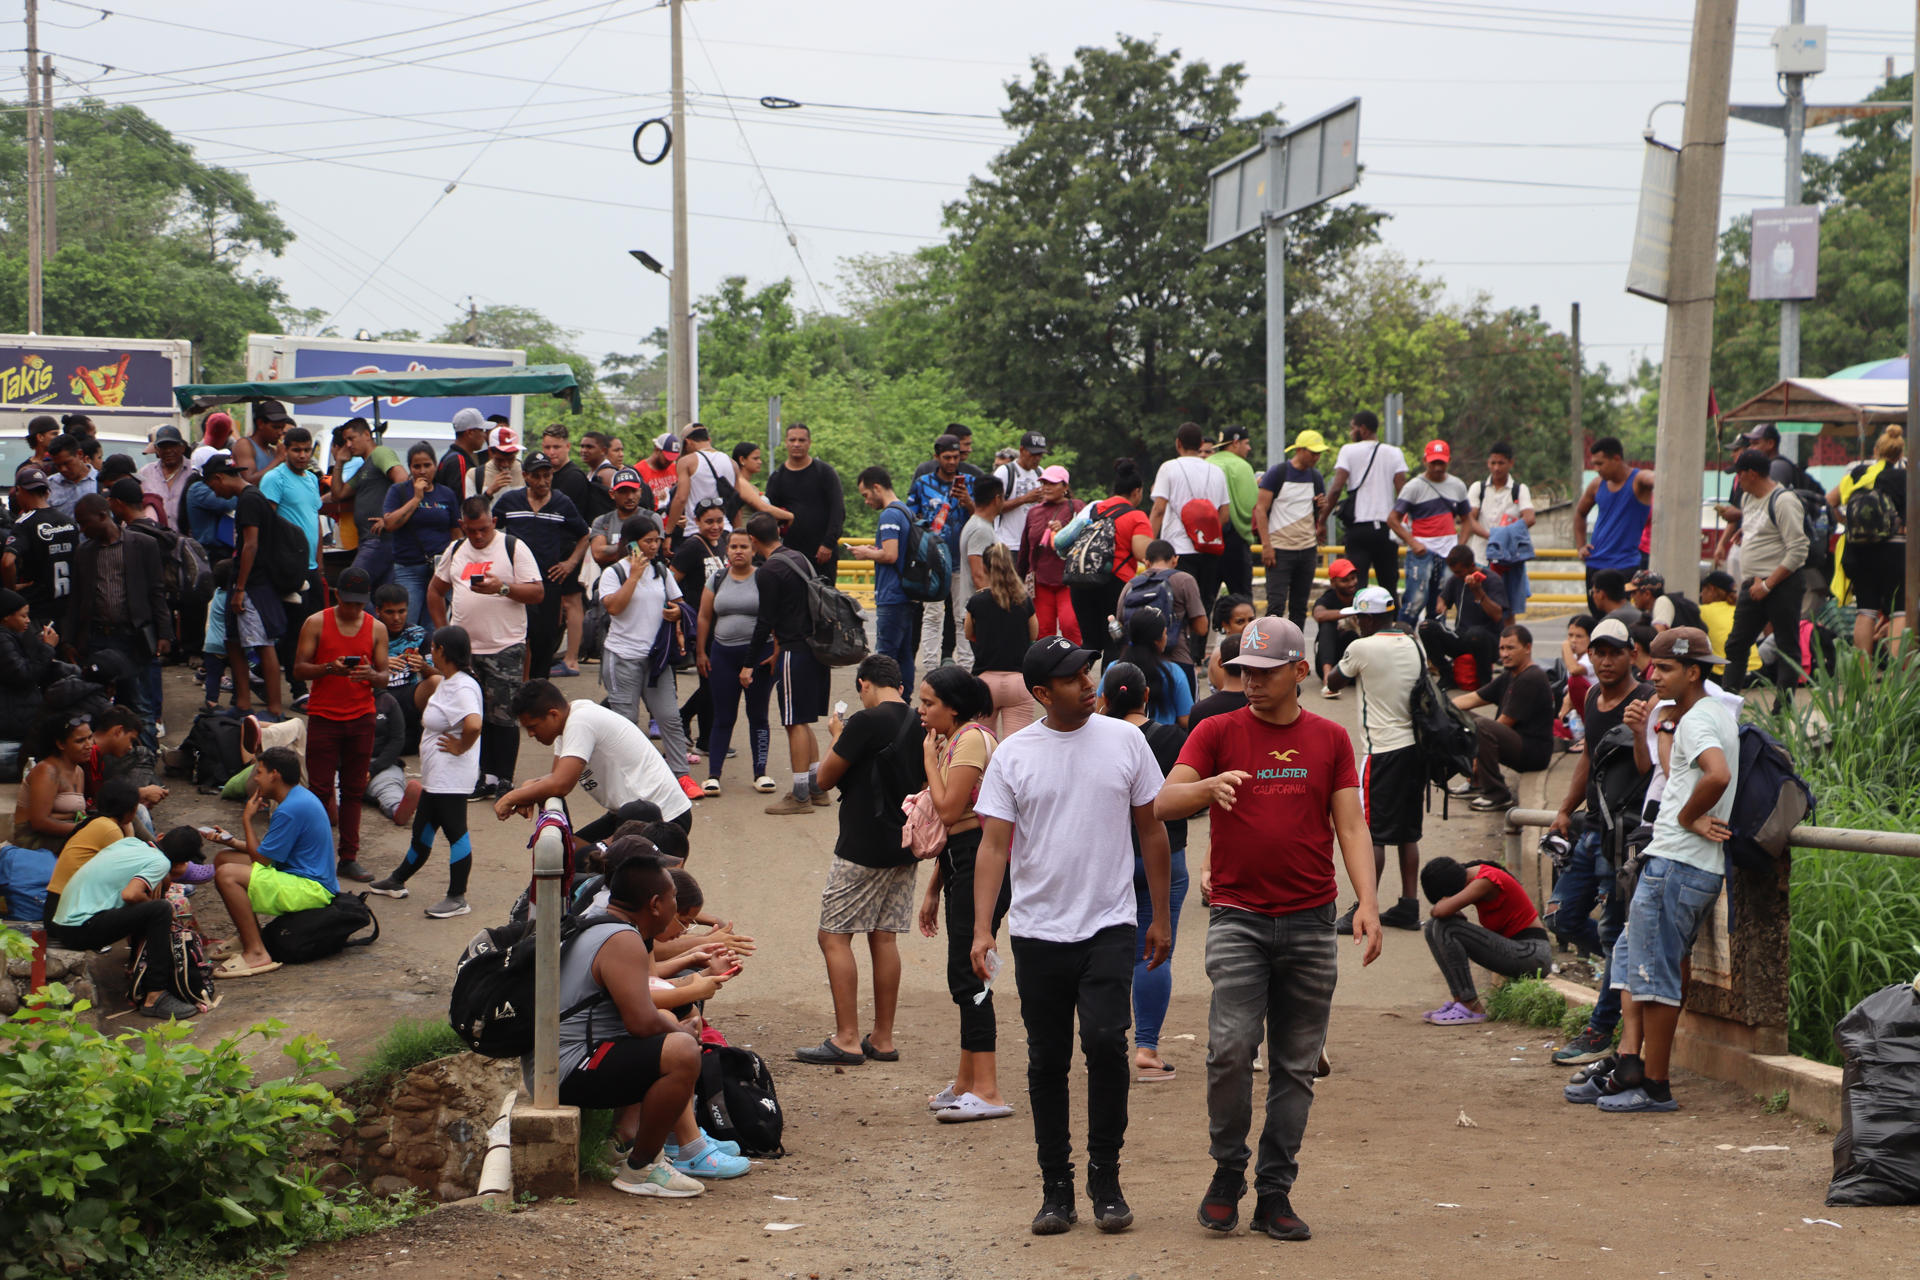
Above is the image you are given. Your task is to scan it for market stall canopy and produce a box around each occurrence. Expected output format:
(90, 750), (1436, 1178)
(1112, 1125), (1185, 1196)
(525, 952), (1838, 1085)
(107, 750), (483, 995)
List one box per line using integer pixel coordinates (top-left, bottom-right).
(1719, 377), (1906, 438)
(172, 363), (582, 415)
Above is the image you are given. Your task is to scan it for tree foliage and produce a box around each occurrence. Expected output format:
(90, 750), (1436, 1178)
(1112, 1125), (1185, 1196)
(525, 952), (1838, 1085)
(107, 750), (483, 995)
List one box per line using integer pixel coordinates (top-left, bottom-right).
(431, 303), (621, 438)
(0, 98), (291, 375)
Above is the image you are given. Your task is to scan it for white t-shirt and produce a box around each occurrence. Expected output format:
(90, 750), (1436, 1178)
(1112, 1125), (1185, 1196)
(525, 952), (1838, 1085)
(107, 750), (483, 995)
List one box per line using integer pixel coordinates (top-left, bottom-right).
(1149, 455), (1230, 556)
(683, 450), (737, 535)
(419, 671), (484, 795)
(973, 714), (1164, 943)
(1334, 441), (1409, 524)
(1337, 630), (1423, 755)
(597, 560), (682, 662)
(1465, 477), (1535, 561)
(433, 533), (542, 654)
(1642, 681), (1741, 820)
(555, 700), (692, 823)
(1644, 693), (1740, 875)
(995, 460), (1043, 548)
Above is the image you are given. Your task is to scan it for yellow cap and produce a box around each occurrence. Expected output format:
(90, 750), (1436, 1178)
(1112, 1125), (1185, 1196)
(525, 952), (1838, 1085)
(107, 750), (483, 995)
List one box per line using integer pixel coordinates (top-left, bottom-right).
(1290, 429), (1329, 455)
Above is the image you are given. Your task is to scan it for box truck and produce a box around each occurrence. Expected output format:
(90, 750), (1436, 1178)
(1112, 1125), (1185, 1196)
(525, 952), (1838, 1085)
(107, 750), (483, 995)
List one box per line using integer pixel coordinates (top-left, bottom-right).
(0, 333), (193, 477)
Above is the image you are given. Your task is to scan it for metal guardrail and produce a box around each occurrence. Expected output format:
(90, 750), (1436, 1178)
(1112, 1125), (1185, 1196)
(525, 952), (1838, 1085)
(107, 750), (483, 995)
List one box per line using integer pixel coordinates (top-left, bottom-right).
(1503, 808), (1920, 860)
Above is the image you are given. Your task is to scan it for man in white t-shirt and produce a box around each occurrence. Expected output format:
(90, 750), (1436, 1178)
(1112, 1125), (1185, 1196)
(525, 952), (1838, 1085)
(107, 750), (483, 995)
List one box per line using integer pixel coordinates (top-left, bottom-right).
(496, 682), (694, 845)
(970, 636), (1172, 1237)
(1325, 410), (1409, 598)
(1149, 422), (1232, 608)
(1464, 441), (1535, 563)
(428, 495), (546, 798)
(994, 431), (1050, 550)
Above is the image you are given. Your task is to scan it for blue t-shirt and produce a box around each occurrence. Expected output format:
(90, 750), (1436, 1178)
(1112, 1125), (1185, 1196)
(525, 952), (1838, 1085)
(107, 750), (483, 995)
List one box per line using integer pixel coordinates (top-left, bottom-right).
(0, 843), (56, 922)
(260, 465), (323, 569)
(906, 469), (973, 554)
(1146, 662), (1195, 726)
(382, 481), (460, 565)
(259, 785), (340, 891)
(875, 503), (911, 608)
(185, 479), (236, 551)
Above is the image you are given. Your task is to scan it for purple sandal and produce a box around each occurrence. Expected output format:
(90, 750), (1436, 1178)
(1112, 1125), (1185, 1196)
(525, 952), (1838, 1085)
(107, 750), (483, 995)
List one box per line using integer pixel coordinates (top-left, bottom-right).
(1424, 1001), (1487, 1026)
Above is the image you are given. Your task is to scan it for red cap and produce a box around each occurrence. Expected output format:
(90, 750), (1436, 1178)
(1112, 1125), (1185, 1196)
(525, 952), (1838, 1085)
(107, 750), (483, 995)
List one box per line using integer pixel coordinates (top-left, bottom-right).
(1424, 440), (1450, 463)
(488, 425), (520, 453)
(1328, 557), (1357, 579)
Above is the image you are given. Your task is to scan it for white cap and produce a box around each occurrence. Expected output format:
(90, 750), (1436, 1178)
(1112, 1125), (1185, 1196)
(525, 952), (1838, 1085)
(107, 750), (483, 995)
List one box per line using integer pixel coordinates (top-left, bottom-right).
(1340, 585), (1396, 617)
(451, 407), (486, 435)
(189, 445), (227, 474)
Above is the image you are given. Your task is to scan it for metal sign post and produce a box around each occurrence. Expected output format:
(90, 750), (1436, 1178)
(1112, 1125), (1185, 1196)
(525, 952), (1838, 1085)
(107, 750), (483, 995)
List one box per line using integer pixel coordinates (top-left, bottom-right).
(1206, 98), (1361, 466)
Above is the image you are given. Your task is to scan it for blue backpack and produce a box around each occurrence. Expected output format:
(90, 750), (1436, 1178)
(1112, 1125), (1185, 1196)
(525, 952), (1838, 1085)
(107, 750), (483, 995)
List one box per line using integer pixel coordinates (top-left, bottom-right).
(1118, 569), (1180, 650)
(1726, 723), (1815, 874)
(887, 501), (951, 604)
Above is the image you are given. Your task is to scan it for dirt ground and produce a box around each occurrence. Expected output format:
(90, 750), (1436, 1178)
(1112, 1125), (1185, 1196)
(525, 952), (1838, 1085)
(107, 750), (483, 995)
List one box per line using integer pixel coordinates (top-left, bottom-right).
(17, 655), (1920, 1277)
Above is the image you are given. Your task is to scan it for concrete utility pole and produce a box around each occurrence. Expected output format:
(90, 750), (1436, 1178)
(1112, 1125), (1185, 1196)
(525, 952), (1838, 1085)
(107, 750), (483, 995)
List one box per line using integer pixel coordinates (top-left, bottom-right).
(668, 0), (693, 433)
(1650, 0), (1739, 588)
(1569, 302), (1584, 498)
(1906, 3), (1920, 639)
(1778, 0), (1809, 460)
(1265, 215), (1286, 466)
(40, 55), (55, 258)
(23, 0), (43, 334)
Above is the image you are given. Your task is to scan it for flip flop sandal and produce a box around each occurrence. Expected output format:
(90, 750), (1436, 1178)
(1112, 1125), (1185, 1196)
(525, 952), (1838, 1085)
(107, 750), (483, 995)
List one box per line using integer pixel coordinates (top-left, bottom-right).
(928, 1082), (958, 1111)
(793, 1038), (866, 1066)
(1427, 1003), (1487, 1025)
(204, 939), (238, 961)
(1135, 1064), (1177, 1082)
(935, 1092), (1013, 1123)
(861, 1035), (900, 1062)
(214, 957), (282, 979)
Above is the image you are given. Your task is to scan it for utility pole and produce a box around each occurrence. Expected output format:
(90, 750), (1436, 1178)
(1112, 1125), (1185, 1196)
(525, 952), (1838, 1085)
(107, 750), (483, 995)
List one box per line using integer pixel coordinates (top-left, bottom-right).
(1906, 2), (1920, 646)
(1649, 0), (1738, 588)
(464, 297), (479, 345)
(1265, 216), (1286, 466)
(668, 0), (693, 433)
(1568, 302), (1584, 499)
(41, 54), (55, 258)
(1778, 0), (1809, 461)
(23, 0), (43, 334)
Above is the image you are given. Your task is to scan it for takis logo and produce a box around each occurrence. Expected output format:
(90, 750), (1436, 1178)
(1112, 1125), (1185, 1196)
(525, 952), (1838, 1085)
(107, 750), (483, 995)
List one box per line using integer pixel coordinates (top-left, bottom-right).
(1, 353), (55, 405)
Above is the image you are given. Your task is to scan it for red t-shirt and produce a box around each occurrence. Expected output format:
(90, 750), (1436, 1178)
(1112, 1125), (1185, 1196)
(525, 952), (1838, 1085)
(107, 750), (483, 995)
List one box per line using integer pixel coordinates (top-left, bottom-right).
(1091, 496), (1153, 582)
(1470, 864), (1538, 937)
(1175, 707), (1359, 916)
(636, 459), (678, 509)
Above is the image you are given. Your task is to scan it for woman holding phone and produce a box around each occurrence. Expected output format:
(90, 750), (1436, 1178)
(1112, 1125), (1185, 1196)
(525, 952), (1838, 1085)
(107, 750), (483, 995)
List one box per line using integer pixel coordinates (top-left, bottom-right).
(599, 513), (703, 802)
(696, 527), (775, 795)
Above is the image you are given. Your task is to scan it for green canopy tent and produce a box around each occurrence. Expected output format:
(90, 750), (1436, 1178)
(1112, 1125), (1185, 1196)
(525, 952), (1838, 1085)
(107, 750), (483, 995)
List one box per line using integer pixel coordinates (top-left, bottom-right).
(172, 363), (583, 433)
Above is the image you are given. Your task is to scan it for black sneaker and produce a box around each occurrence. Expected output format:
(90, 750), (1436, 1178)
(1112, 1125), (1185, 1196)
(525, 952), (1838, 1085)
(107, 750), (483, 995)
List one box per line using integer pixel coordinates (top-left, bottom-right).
(337, 860), (374, 883)
(467, 779), (496, 802)
(1087, 1165), (1132, 1233)
(1197, 1167), (1246, 1233)
(1553, 1026), (1614, 1066)
(1251, 1192), (1311, 1241)
(1031, 1180), (1076, 1235)
(1334, 903), (1357, 935)
(1568, 1053), (1617, 1086)
(1378, 898), (1421, 930)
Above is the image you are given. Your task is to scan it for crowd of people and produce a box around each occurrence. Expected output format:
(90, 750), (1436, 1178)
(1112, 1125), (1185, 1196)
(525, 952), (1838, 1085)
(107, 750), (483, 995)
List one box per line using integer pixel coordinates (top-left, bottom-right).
(0, 399), (1903, 1238)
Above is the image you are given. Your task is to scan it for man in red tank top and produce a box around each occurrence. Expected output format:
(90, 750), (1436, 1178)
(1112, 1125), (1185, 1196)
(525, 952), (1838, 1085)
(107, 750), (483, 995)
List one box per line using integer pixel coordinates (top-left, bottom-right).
(292, 566), (390, 883)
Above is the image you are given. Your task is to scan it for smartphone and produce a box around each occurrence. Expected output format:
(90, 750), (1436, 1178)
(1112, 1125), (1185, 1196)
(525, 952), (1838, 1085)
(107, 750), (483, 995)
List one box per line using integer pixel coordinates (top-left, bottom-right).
(722, 965), (742, 978)
(834, 700), (848, 717)
(341, 654), (363, 669)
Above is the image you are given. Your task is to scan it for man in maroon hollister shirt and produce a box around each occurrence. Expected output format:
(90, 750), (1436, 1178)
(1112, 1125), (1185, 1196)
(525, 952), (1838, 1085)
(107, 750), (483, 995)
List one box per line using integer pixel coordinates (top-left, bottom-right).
(1156, 616), (1381, 1244)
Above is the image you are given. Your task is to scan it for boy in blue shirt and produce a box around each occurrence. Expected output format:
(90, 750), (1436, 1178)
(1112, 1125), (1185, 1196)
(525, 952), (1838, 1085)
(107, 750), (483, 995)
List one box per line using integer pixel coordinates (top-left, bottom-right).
(904, 434), (976, 678)
(205, 746), (340, 978)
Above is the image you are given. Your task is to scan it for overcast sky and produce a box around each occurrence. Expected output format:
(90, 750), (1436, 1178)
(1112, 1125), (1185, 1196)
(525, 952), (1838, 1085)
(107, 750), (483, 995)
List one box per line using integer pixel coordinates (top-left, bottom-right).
(20, 0), (1917, 390)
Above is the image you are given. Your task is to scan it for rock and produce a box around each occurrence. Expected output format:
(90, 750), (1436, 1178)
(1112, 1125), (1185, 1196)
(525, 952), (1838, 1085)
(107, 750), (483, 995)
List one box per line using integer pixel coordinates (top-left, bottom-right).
(376, 1143), (397, 1159)
(404, 1145), (446, 1172)
(370, 1175), (413, 1198)
(6, 957), (33, 978)
(356, 1123), (388, 1141)
(0, 985), (17, 1016)
(389, 1095), (434, 1113)
(399, 1115), (436, 1136)
(437, 1180), (466, 1203)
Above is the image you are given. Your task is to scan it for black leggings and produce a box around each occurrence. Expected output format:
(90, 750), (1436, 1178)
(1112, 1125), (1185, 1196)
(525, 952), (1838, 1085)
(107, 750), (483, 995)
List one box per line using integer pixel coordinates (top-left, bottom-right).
(1069, 579), (1127, 666)
(393, 792), (473, 897)
(941, 827), (1011, 1053)
(47, 898), (172, 959)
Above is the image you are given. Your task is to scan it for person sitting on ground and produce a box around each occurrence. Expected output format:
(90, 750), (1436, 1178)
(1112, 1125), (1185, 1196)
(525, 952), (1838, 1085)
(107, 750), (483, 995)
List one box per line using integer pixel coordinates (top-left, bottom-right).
(547, 854), (710, 1199)
(1418, 545), (1508, 690)
(85, 704), (168, 835)
(203, 746), (340, 979)
(374, 583), (430, 751)
(370, 626), (484, 917)
(47, 826), (209, 1020)
(42, 777), (143, 925)
(640, 819), (690, 865)
(1117, 607), (1193, 728)
(1189, 634), (1248, 730)
(1326, 584), (1426, 932)
(1308, 559), (1363, 696)
(11, 715), (94, 856)
(1205, 594), (1256, 692)
(798, 654), (920, 1070)
(1449, 624), (1555, 813)
(1587, 569), (1641, 628)
(1558, 614), (1595, 750)
(1418, 856), (1549, 1026)
(362, 689), (422, 829)
(496, 680), (694, 841)
(1695, 571), (1750, 680)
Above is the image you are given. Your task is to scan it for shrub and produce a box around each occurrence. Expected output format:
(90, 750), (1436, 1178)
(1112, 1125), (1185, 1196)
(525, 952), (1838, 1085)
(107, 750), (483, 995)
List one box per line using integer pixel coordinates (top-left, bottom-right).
(356, 1018), (470, 1085)
(0, 990), (349, 1277)
(1485, 977), (1566, 1028)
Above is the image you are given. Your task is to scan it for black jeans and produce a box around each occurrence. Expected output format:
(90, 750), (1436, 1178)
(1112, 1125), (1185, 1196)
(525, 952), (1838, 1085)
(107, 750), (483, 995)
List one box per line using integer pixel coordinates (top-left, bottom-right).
(1011, 923), (1135, 1183)
(1341, 520), (1398, 598)
(1220, 525), (1254, 600)
(525, 578), (564, 680)
(1723, 571), (1804, 705)
(940, 828), (1010, 1053)
(1473, 718), (1549, 807)
(277, 578), (321, 699)
(1265, 547), (1318, 627)
(47, 898), (172, 959)
(1069, 579), (1127, 666)
(1315, 620), (1354, 677)
(575, 799), (693, 846)
(1177, 552), (1223, 617)
(1419, 620), (1499, 690)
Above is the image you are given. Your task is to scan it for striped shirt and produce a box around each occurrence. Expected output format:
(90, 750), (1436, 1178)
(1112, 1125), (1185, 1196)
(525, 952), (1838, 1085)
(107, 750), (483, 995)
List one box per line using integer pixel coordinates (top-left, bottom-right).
(1393, 474), (1469, 555)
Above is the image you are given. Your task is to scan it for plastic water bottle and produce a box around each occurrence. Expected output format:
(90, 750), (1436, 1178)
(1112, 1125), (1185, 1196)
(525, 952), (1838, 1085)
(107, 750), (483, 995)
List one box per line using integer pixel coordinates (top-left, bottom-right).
(1568, 710), (1585, 745)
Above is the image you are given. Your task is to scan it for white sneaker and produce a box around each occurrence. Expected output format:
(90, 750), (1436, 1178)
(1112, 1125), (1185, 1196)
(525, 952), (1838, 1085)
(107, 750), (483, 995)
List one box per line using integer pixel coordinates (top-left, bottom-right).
(613, 1155), (705, 1198)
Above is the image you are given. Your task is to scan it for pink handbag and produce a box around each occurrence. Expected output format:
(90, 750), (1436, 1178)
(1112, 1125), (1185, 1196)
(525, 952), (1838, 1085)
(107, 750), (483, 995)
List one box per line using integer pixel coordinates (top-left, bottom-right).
(900, 723), (996, 860)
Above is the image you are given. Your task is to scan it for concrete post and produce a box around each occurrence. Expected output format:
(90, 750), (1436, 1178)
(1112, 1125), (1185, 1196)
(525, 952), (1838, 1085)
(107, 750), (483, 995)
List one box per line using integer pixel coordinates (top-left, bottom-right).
(511, 797), (578, 1197)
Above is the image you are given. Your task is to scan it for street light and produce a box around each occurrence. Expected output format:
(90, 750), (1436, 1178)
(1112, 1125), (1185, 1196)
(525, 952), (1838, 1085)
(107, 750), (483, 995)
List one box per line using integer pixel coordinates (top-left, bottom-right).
(629, 250), (667, 276)
(628, 249), (697, 426)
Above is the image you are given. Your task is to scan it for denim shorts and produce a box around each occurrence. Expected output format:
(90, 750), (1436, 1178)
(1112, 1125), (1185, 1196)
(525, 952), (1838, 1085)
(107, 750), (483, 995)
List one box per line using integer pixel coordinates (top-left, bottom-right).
(1607, 857), (1723, 1007)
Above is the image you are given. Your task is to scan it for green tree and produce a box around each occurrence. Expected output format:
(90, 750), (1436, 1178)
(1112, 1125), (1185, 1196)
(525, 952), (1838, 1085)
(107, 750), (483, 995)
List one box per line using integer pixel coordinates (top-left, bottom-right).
(940, 37), (1384, 466)
(0, 98), (292, 375)
(431, 303), (618, 438)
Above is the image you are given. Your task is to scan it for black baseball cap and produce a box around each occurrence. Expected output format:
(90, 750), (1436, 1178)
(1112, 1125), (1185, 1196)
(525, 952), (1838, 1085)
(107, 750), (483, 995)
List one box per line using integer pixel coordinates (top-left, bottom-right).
(336, 567), (373, 605)
(1219, 424), (1251, 443)
(521, 451), (554, 472)
(199, 453), (241, 480)
(1734, 423), (1780, 447)
(1702, 570), (1737, 593)
(253, 399), (292, 423)
(1021, 636), (1096, 690)
(13, 464), (50, 491)
(933, 433), (962, 455)
(1019, 430), (1049, 453)
(486, 412), (512, 426)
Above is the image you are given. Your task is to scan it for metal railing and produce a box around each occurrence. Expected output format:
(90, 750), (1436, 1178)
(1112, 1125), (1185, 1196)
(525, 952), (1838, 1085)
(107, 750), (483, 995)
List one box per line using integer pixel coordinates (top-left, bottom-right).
(1504, 808), (1920, 861)
(530, 799), (568, 1110)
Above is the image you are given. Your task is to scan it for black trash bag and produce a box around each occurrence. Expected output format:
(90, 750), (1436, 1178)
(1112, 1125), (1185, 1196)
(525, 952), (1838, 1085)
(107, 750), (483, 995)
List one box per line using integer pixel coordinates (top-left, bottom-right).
(1828, 980), (1920, 1206)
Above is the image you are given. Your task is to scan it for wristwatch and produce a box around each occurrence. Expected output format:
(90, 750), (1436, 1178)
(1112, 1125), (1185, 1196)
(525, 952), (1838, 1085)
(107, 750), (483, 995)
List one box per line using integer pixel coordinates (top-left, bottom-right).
(498, 580), (512, 597)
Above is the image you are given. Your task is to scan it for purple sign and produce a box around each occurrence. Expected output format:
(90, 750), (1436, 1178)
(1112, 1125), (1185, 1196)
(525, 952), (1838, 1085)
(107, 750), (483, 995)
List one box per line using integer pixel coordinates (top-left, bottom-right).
(1750, 206), (1820, 301)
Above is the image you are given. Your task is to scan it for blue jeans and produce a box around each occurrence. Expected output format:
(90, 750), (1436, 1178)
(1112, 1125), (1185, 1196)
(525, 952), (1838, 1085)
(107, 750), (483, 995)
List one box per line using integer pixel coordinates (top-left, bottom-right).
(1400, 548), (1442, 623)
(1133, 848), (1189, 1051)
(1547, 827), (1608, 958)
(390, 561), (433, 631)
(875, 603), (914, 691)
(1611, 857), (1723, 1007)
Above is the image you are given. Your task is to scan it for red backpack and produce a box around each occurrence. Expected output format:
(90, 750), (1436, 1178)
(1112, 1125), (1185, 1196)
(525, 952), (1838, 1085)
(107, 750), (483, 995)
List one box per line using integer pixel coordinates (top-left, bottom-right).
(1181, 498), (1225, 555)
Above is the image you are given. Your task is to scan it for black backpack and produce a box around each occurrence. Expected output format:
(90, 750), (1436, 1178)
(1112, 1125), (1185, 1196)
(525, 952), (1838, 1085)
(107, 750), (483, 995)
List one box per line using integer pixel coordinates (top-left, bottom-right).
(447, 911), (622, 1059)
(1663, 591), (1705, 632)
(1063, 503), (1124, 587)
(129, 919), (216, 1010)
(1726, 723), (1815, 874)
(1587, 722), (1652, 862)
(791, 565), (870, 668)
(1408, 634), (1479, 788)
(1119, 569), (1181, 651)
(179, 709), (245, 787)
(888, 501), (951, 603)
(696, 1043), (786, 1157)
(260, 891), (380, 964)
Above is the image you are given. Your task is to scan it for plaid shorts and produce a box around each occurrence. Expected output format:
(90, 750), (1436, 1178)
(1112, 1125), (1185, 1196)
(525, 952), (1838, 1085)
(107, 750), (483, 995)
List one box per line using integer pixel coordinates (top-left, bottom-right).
(472, 645), (526, 728)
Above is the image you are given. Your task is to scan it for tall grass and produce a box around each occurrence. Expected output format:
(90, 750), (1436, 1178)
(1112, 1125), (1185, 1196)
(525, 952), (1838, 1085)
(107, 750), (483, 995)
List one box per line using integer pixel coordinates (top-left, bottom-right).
(1754, 653), (1920, 1063)
(355, 1018), (470, 1084)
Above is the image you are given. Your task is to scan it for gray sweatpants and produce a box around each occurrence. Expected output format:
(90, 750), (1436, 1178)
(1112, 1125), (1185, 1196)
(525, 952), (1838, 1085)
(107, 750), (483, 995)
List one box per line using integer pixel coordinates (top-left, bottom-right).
(365, 764), (408, 817)
(602, 652), (689, 778)
(1423, 914), (1551, 1005)
(1204, 903), (1339, 1197)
